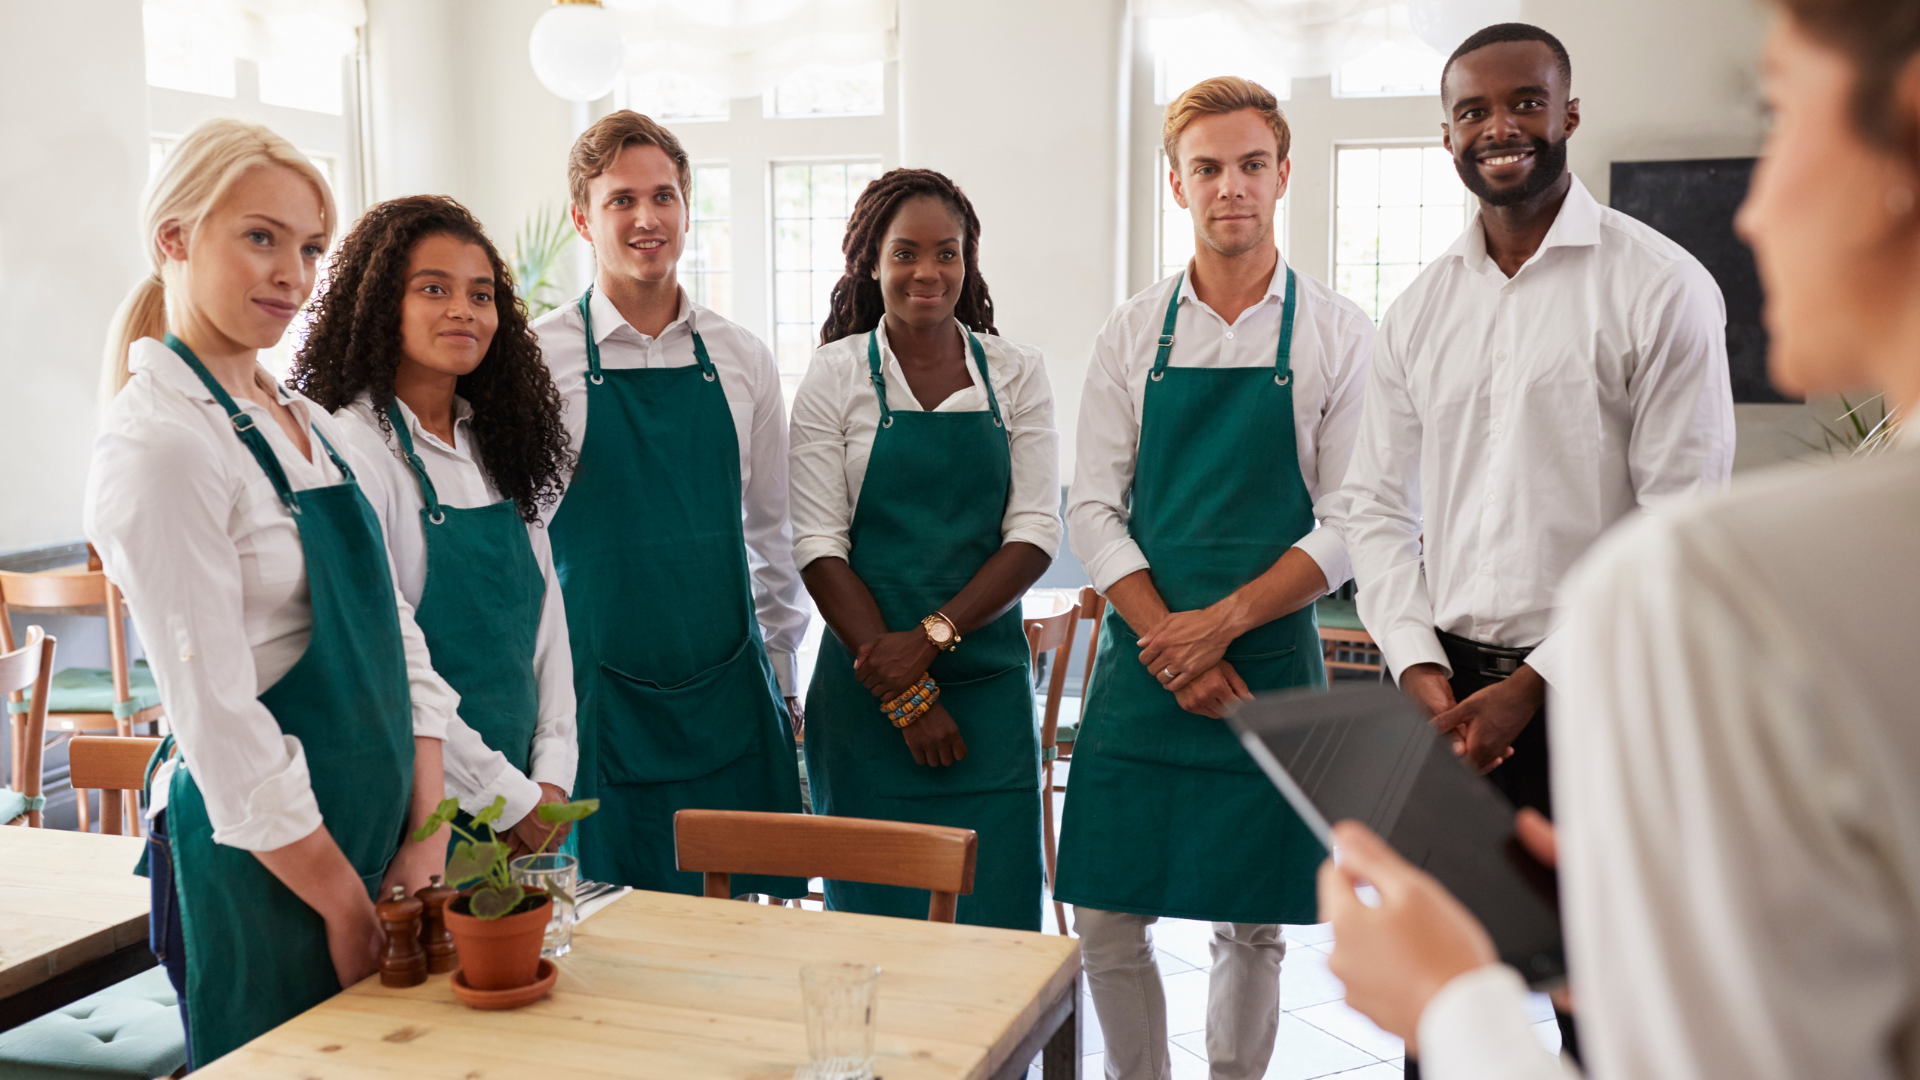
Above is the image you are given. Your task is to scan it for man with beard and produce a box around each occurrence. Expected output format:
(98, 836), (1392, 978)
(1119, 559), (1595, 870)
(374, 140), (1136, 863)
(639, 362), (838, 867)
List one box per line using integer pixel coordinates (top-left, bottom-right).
(1056, 76), (1373, 1080)
(1341, 23), (1734, 1071)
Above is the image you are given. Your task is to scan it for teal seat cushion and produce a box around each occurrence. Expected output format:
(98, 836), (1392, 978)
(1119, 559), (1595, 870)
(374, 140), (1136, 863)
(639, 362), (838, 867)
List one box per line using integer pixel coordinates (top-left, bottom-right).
(1314, 597), (1369, 634)
(0, 967), (186, 1080)
(0, 788), (42, 822)
(12, 663), (160, 719)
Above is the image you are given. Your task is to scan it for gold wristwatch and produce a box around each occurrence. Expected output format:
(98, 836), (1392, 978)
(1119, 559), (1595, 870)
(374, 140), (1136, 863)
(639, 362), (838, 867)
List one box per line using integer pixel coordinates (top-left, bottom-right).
(921, 612), (961, 652)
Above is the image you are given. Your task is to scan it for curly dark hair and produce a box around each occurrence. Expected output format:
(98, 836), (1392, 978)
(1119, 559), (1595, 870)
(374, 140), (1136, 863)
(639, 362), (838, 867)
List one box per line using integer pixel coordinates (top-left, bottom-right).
(819, 168), (997, 345)
(291, 195), (571, 523)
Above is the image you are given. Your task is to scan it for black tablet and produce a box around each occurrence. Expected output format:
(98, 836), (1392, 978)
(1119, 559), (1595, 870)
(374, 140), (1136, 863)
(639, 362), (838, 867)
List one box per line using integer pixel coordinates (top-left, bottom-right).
(1228, 684), (1565, 988)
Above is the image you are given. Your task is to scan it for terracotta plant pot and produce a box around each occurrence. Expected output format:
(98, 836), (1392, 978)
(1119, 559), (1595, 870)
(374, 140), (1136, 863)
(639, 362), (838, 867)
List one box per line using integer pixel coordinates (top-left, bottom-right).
(444, 891), (552, 991)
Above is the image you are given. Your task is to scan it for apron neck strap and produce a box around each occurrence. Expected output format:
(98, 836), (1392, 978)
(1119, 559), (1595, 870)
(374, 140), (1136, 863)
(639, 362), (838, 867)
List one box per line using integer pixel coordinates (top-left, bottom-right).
(384, 400), (444, 522)
(1148, 268), (1299, 387)
(866, 325), (1005, 429)
(580, 285), (715, 385)
(966, 330), (1005, 429)
(163, 334), (302, 512)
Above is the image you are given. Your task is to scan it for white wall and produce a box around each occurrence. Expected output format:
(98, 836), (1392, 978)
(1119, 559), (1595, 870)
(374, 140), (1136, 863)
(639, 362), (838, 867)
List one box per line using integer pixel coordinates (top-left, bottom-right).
(0, 0), (150, 552)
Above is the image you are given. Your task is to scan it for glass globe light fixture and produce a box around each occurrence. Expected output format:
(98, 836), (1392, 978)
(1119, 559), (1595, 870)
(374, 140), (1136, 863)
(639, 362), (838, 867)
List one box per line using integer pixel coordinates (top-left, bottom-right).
(528, 0), (626, 102)
(1408, 0), (1524, 55)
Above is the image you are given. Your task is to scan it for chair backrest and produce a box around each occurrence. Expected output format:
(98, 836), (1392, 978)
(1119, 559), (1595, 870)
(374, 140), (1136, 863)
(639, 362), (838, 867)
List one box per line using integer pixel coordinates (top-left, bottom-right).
(674, 810), (977, 922)
(1077, 586), (1106, 692)
(1023, 601), (1079, 750)
(0, 568), (137, 716)
(67, 736), (165, 836)
(2, 627), (54, 827)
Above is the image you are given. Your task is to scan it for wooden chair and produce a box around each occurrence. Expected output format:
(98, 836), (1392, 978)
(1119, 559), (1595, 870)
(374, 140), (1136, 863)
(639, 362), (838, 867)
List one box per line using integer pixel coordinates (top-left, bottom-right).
(1314, 596), (1385, 677)
(2, 626), (55, 828)
(66, 737), (166, 837)
(674, 810), (976, 922)
(1024, 596), (1079, 937)
(0, 560), (166, 834)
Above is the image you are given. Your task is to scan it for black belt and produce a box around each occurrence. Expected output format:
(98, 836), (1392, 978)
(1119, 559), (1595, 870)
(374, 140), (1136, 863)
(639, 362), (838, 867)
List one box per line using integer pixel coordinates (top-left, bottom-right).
(1436, 629), (1533, 679)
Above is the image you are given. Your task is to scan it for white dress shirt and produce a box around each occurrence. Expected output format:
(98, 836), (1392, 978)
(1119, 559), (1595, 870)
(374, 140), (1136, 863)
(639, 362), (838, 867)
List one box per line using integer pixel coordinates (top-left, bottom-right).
(84, 337), (459, 852)
(333, 395), (579, 830)
(789, 320), (1063, 571)
(532, 287), (808, 694)
(1343, 175), (1736, 685)
(1067, 256), (1372, 594)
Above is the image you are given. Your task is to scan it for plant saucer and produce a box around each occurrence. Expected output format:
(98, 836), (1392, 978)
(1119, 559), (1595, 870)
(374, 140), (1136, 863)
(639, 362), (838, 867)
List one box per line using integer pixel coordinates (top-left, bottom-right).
(450, 958), (557, 1010)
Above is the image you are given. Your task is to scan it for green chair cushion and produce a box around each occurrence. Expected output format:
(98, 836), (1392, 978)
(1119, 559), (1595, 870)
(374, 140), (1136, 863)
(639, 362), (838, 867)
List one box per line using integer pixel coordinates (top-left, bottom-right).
(15, 663), (160, 718)
(0, 966), (186, 1080)
(0, 788), (28, 823)
(1314, 597), (1368, 633)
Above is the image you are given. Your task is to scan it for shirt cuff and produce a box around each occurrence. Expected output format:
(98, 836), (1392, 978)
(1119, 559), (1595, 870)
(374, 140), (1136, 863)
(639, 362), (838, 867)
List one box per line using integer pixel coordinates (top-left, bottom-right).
(1384, 624), (1451, 682)
(1291, 528), (1351, 594)
(486, 769), (545, 831)
(1417, 965), (1566, 1080)
(409, 687), (456, 741)
(528, 732), (578, 796)
(1002, 519), (1063, 559)
(1520, 628), (1565, 690)
(767, 649), (799, 698)
(1083, 537), (1150, 595)
(792, 537), (849, 573)
(207, 734), (325, 852)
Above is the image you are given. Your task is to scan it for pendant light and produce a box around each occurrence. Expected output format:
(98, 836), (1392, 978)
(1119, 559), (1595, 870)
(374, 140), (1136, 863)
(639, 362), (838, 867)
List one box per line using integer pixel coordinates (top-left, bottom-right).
(528, 0), (626, 102)
(1407, 0), (1524, 55)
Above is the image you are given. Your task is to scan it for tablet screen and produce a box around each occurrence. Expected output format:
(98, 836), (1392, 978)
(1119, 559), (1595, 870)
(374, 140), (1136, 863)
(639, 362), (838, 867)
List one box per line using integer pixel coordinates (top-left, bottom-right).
(1229, 684), (1565, 988)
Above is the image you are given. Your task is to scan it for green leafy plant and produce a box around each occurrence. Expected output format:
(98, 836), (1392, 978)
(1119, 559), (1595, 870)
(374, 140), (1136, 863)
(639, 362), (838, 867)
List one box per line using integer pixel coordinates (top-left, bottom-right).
(510, 205), (576, 318)
(1794, 393), (1903, 458)
(411, 794), (600, 920)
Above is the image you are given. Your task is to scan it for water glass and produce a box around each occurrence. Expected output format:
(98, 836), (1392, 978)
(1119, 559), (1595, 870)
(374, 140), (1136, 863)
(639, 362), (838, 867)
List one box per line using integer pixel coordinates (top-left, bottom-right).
(510, 852), (578, 958)
(798, 961), (880, 1080)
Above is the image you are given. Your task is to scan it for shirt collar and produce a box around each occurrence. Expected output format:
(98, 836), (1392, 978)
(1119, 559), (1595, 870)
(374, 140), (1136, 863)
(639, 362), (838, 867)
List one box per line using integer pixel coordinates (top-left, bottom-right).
(374, 392), (473, 453)
(128, 335), (297, 409)
(1453, 173), (1602, 275)
(1175, 251), (1293, 308)
(587, 283), (693, 346)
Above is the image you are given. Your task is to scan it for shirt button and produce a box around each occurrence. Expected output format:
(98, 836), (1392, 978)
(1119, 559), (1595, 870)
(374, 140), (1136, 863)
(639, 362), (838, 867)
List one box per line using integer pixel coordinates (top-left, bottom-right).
(1224, 331), (1235, 340)
(1480, 562), (1493, 576)
(1485, 492), (1496, 505)
(1492, 421), (1505, 435)
(1495, 350), (1508, 361)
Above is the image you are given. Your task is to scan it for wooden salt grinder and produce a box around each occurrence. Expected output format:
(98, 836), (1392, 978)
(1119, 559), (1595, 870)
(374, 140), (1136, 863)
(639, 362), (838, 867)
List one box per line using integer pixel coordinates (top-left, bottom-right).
(415, 874), (459, 974)
(376, 885), (428, 988)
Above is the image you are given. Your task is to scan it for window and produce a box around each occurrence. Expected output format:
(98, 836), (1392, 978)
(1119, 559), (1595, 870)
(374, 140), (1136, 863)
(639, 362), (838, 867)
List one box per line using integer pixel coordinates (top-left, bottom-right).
(1335, 40), (1445, 97)
(1148, 16), (1290, 104)
(619, 70), (730, 122)
(1334, 145), (1470, 321)
(1155, 150), (1288, 281)
(768, 63), (886, 118)
(258, 52), (346, 115)
(680, 165), (733, 318)
(770, 160), (883, 398)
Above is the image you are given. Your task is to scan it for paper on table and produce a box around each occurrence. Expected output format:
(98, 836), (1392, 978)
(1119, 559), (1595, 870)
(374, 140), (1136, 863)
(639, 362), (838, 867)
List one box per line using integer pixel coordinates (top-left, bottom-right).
(573, 880), (631, 924)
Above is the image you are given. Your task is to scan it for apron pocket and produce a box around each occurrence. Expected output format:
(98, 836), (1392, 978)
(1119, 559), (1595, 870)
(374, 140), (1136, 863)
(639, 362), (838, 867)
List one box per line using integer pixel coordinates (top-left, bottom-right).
(595, 639), (772, 785)
(867, 663), (1039, 799)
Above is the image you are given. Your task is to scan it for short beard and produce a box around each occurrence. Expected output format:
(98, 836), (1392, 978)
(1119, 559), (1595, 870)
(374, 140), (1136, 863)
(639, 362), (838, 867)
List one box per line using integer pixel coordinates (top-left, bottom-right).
(1456, 135), (1569, 208)
(1197, 215), (1274, 260)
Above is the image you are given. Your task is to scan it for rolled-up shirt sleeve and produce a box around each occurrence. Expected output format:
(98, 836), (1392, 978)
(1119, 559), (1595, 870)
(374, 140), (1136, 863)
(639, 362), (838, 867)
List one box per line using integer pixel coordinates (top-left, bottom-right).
(1418, 965), (1575, 1080)
(788, 348), (855, 572)
(526, 524), (578, 795)
(740, 337), (808, 696)
(1001, 342), (1063, 557)
(1066, 307), (1151, 593)
(86, 415), (324, 852)
(1291, 303), (1372, 592)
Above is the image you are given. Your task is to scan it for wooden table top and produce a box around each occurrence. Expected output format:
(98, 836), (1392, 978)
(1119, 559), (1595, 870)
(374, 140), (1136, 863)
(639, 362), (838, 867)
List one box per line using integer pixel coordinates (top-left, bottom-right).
(0, 827), (149, 1001)
(198, 889), (1082, 1079)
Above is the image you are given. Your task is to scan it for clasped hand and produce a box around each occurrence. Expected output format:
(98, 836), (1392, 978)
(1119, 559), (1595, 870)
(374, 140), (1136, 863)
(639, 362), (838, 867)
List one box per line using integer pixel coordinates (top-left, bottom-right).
(1137, 607), (1253, 719)
(853, 629), (939, 701)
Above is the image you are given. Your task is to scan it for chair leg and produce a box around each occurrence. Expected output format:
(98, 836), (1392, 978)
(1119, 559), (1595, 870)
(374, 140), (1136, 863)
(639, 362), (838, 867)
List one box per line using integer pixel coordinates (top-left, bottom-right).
(125, 789), (143, 838)
(1042, 760), (1067, 936)
(76, 785), (90, 833)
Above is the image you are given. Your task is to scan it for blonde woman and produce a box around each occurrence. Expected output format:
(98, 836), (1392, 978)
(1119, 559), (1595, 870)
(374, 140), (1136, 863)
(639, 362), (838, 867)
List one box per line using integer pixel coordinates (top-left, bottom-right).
(85, 119), (459, 1069)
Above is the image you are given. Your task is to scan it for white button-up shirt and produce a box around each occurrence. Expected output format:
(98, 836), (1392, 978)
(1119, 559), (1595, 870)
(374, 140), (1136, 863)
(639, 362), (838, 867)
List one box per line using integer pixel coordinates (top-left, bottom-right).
(1342, 175), (1735, 685)
(789, 321), (1062, 571)
(84, 337), (459, 852)
(333, 395), (579, 829)
(532, 287), (808, 694)
(1418, 443), (1920, 1080)
(1067, 257), (1372, 594)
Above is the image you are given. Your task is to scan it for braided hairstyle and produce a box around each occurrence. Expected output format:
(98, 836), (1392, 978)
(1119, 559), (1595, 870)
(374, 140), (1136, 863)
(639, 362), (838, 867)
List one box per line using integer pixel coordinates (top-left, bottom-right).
(819, 168), (997, 345)
(290, 195), (572, 523)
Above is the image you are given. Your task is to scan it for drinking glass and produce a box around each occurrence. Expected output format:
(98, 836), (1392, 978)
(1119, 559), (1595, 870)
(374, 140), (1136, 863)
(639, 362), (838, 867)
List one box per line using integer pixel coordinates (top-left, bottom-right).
(798, 961), (881, 1080)
(510, 852), (578, 958)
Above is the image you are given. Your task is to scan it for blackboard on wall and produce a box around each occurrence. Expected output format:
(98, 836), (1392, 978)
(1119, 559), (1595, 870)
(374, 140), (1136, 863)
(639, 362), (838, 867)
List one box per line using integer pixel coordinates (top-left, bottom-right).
(1609, 157), (1786, 404)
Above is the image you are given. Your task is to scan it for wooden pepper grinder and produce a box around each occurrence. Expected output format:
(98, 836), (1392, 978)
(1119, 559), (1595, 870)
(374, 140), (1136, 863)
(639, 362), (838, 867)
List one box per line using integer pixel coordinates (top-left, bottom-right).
(376, 885), (428, 988)
(414, 874), (459, 974)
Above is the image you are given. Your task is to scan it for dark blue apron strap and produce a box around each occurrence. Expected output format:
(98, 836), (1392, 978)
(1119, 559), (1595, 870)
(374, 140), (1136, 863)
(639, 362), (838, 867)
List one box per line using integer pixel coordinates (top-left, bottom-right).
(1150, 272), (1182, 382)
(163, 334), (300, 513)
(578, 287), (604, 386)
(1274, 268), (1297, 387)
(865, 331), (895, 428)
(383, 401), (445, 523)
(964, 331), (1005, 430)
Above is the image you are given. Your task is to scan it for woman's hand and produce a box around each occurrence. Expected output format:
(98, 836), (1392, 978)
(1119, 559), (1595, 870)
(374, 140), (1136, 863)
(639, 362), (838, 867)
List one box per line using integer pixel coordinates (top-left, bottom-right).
(901, 701), (968, 767)
(505, 783), (573, 859)
(323, 894), (384, 989)
(854, 630), (940, 701)
(1317, 821), (1500, 1052)
(1137, 605), (1240, 692)
(379, 828), (449, 902)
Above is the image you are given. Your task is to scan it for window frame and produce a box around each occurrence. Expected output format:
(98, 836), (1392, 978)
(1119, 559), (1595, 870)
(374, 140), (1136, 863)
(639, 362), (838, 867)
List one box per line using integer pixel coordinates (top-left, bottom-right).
(1328, 137), (1472, 322)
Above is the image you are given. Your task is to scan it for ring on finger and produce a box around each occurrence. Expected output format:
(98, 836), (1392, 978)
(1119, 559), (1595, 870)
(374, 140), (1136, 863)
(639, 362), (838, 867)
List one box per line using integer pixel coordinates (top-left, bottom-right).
(1162, 666), (1176, 680)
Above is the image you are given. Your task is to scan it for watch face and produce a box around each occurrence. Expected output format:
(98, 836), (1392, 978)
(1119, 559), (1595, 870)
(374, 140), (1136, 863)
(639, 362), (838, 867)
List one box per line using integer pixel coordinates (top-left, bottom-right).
(927, 620), (953, 643)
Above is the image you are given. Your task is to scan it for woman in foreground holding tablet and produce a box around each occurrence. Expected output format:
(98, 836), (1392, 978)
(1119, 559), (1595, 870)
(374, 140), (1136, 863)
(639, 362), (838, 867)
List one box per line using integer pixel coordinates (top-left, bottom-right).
(1319, 3), (1920, 1077)
(86, 120), (457, 1069)
(292, 196), (579, 858)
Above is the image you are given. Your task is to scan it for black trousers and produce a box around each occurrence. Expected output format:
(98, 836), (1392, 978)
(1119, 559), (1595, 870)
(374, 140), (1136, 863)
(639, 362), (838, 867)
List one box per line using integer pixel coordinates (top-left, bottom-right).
(1404, 630), (1577, 1076)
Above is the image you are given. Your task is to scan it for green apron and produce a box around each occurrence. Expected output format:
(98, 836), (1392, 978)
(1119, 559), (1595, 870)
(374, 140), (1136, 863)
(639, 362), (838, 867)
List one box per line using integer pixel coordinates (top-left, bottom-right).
(803, 330), (1042, 931)
(383, 403), (547, 850)
(548, 288), (802, 895)
(1053, 271), (1327, 925)
(153, 335), (414, 1065)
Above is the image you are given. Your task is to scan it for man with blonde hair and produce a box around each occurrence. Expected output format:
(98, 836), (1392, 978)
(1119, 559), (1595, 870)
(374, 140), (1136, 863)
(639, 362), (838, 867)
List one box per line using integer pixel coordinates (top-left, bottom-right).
(531, 110), (808, 896)
(1055, 77), (1374, 1080)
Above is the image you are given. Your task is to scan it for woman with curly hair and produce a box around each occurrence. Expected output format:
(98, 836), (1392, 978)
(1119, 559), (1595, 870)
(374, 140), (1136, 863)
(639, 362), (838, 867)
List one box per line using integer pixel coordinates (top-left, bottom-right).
(790, 168), (1061, 930)
(291, 195), (579, 859)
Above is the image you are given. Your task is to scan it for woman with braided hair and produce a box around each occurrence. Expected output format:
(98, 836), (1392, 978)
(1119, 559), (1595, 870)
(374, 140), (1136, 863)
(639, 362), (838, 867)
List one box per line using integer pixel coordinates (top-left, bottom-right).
(790, 168), (1062, 929)
(290, 195), (580, 862)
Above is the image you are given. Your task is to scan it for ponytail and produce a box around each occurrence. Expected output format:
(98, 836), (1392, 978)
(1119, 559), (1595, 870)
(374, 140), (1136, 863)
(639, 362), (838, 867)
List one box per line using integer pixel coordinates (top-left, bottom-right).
(102, 275), (168, 407)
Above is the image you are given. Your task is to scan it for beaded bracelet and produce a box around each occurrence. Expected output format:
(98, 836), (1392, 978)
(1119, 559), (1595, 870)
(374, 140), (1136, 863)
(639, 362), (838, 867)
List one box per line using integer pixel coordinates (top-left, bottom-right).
(884, 673), (940, 729)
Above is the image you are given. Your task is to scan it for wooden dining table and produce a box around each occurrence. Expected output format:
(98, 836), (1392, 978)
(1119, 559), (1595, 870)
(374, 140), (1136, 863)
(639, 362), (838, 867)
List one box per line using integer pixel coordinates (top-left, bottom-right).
(196, 888), (1083, 1079)
(0, 827), (152, 1029)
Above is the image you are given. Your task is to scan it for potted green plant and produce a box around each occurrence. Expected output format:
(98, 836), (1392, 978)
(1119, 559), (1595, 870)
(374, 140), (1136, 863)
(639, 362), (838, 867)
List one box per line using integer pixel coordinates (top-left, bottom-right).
(410, 794), (599, 991)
